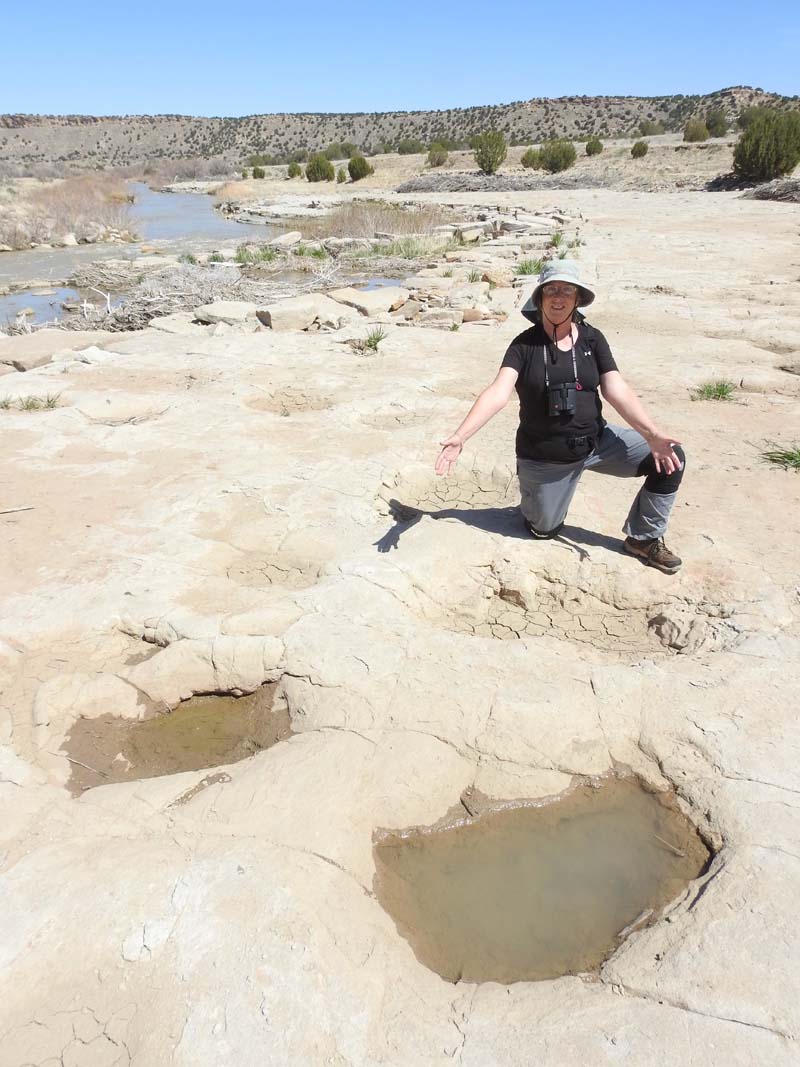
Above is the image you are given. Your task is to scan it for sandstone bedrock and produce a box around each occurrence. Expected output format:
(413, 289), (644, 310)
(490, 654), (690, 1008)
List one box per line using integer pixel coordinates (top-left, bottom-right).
(0, 187), (799, 1066)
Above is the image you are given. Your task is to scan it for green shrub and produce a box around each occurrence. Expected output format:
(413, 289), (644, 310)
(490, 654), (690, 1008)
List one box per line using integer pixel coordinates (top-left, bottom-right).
(521, 148), (543, 169)
(348, 155), (374, 181)
(287, 161), (302, 179)
(337, 167), (347, 184)
(631, 140), (649, 159)
(738, 106), (772, 130)
(733, 111), (800, 181)
(638, 119), (664, 136)
(683, 119), (710, 143)
(427, 142), (448, 167)
(585, 137), (603, 156)
(306, 153), (335, 182)
(473, 130), (507, 175)
(208, 252), (224, 263)
(325, 141), (358, 161)
(241, 168), (249, 179)
(539, 139), (577, 173)
(252, 165), (266, 179)
(706, 109), (728, 137)
(290, 149), (309, 163)
(398, 138), (425, 155)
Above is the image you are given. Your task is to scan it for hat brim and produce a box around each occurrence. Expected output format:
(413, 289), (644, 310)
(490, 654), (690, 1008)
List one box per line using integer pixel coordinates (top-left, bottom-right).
(531, 280), (595, 307)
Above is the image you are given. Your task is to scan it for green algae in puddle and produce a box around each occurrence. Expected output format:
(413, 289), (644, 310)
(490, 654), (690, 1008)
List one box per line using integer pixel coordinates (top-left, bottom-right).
(373, 776), (711, 984)
(64, 684), (290, 794)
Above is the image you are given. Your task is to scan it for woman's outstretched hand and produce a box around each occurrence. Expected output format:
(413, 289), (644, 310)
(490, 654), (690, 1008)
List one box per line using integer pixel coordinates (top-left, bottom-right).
(435, 435), (463, 476)
(648, 432), (683, 475)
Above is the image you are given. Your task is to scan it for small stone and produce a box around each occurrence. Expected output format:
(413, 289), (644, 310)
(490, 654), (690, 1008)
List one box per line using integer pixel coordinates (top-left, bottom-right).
(482, 269), (514, 288)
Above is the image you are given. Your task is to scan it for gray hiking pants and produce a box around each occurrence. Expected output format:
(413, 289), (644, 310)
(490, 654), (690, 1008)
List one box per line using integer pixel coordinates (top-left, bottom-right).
(517, 424), (685, 540)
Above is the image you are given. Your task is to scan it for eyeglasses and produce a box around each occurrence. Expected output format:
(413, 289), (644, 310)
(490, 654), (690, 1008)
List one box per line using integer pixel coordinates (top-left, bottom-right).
(542, 285), (578, 298)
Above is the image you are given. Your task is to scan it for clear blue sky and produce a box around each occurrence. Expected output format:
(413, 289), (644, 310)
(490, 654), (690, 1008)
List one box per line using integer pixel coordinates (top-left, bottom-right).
(2, 0), (797, 116)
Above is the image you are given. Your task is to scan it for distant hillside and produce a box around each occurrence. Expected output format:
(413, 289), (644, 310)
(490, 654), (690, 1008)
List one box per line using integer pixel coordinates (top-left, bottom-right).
(1, 87), (797, 168)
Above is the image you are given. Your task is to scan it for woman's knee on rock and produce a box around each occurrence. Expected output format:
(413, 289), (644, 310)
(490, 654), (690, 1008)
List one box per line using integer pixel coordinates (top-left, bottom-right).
(637, 445), (686, 494)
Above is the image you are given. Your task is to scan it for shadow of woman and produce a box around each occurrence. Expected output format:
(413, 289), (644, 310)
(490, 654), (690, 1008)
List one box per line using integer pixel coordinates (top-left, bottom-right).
(374, 498), (625, 559)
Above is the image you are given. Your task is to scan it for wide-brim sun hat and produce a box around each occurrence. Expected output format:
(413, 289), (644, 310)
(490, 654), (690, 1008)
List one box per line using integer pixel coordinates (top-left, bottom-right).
(526, 258), (595, 310)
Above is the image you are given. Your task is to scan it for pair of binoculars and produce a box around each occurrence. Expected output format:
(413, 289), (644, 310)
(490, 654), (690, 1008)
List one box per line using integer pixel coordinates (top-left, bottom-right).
(547, 382), (577, 416)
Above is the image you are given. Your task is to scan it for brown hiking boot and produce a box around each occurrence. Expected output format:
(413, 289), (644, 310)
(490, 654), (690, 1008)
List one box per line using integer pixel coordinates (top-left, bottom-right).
(623, 536), (682, 575)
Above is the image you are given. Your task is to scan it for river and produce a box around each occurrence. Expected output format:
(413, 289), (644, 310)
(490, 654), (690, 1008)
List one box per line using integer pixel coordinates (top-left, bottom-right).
(0, 181), (277, 326)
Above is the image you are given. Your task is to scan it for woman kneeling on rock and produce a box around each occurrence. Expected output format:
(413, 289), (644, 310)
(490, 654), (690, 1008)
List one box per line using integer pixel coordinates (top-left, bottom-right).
(435, 260), (685, 574)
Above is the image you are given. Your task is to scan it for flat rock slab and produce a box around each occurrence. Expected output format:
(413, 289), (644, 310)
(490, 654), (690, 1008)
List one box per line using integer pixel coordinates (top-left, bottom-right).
(0, 329), (131, 372)
(149, 311), (208, 335)
(327, 285), (410, 315)
(193, 300), (258, 325)
(258, 293), (360, 331)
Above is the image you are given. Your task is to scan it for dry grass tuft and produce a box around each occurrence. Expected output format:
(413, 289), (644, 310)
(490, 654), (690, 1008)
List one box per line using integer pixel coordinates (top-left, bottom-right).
(0, 175), (134, 248)
(301, 200), (454, 240)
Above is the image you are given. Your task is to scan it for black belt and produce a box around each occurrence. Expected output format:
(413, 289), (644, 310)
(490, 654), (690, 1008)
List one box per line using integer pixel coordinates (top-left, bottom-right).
(567, 434), (594, 449)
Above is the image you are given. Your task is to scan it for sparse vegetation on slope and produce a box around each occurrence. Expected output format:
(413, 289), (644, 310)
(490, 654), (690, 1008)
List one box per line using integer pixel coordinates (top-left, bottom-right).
(1, 87), (798, 169)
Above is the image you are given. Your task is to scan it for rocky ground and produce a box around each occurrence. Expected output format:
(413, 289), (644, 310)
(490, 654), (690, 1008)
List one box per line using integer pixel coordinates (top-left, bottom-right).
(1, 185), (799, 1065)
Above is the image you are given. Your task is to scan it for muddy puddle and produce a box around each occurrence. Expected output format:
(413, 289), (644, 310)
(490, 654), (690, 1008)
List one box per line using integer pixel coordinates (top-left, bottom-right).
(373, 776), (710, 984)
(63, 684), (290, 794)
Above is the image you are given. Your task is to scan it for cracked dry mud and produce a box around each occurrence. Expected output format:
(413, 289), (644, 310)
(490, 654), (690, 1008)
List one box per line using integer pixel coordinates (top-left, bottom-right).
(377, 467), (767, 657)
(1, 188), (800, 1066)
(243, 386), (333, 415)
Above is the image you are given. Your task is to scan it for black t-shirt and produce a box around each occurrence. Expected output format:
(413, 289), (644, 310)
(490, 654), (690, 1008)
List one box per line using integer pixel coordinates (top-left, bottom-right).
(501, 321), (618, 462)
